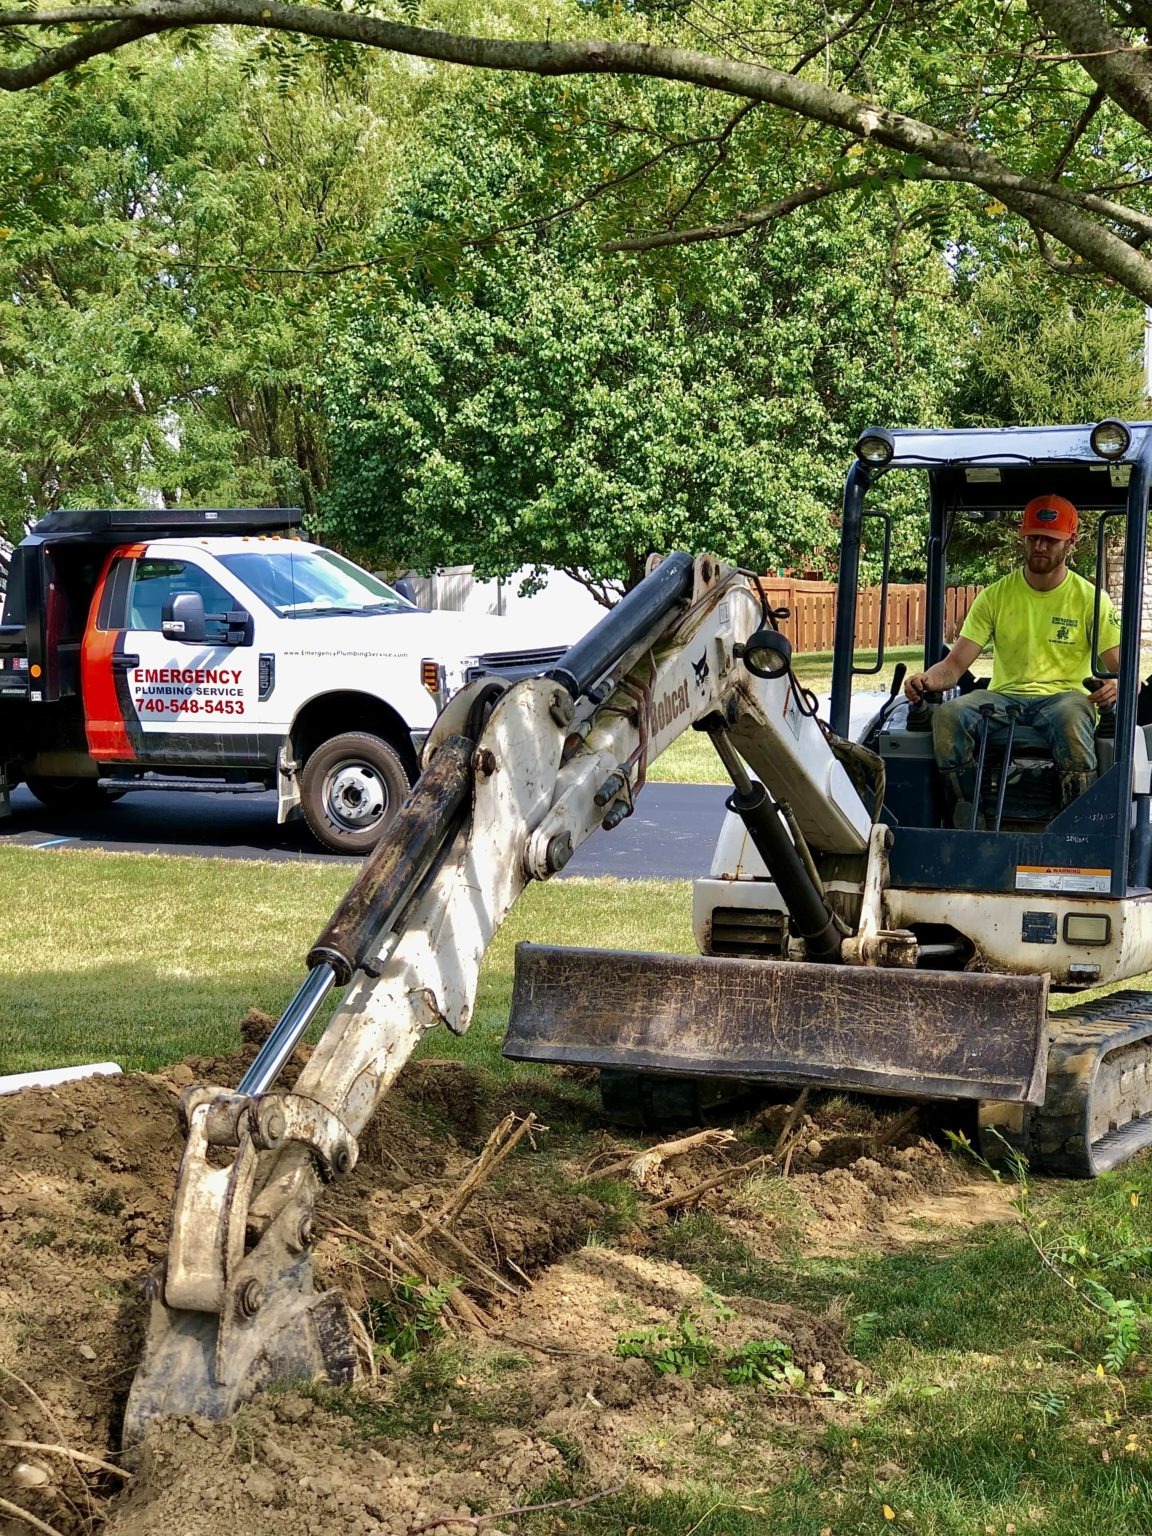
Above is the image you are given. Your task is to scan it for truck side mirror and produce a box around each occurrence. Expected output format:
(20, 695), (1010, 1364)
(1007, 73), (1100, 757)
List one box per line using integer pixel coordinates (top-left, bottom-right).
(162, 591), (206, 643)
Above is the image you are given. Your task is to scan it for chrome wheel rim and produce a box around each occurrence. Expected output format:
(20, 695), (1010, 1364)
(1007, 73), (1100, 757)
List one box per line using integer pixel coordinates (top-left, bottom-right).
(324, 761), (387, 832)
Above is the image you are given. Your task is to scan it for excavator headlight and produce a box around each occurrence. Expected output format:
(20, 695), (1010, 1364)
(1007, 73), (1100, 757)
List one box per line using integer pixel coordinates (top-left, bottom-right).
(1090, 419), (1131, 460)
(855, 426), (896, 467)
(739, 627), (792, 680)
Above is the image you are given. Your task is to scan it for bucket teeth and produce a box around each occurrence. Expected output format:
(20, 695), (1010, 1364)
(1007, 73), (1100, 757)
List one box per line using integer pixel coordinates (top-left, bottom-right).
(123, 1287), (356, 1446)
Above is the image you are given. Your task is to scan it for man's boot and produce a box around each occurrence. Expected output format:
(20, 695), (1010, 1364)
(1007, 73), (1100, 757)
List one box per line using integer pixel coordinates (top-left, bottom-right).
(1060, 770), (1095, 810)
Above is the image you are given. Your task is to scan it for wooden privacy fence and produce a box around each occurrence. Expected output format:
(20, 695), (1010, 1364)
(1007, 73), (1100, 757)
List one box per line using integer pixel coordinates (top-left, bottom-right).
(760, 579), (981, 655)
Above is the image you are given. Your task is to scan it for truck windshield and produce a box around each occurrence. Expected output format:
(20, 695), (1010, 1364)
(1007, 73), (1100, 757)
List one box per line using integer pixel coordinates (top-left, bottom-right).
(217, 549), (414, 619)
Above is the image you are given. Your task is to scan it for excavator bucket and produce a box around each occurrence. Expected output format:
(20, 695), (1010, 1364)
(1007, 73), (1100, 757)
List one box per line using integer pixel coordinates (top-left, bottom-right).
(504, 945), (1049, 1105)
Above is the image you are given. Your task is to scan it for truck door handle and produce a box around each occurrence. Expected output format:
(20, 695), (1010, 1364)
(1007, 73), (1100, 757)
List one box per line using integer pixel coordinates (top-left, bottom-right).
(112, 654), (140, 671)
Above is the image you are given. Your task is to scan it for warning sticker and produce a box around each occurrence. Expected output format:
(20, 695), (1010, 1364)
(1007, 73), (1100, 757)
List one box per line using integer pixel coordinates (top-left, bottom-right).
(1015, 865), (1110, 894)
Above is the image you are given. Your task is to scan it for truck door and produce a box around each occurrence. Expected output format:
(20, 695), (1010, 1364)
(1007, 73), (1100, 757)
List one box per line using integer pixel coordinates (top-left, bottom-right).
(83, 550), (264, 766)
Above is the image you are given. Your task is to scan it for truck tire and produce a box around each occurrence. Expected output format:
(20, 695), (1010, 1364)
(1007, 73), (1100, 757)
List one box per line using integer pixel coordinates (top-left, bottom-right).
(24, 776), (126, 809)
(300, 731), (412, 855)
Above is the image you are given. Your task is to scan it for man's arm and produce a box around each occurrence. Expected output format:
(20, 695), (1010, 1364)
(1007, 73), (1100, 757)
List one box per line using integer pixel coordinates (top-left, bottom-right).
(903, 637), (983, 702)
(1088, 646), (1121, 707)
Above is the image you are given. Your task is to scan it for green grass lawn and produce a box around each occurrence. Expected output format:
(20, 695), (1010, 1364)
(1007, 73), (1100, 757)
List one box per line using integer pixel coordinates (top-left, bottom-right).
(0, 846), (695, 1074)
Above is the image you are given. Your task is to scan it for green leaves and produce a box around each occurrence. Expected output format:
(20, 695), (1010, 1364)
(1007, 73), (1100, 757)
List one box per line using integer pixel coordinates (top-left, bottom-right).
(614, 1307), (803, 1387)
(0, 39), (427, 535)
(321, 69), (960, 586)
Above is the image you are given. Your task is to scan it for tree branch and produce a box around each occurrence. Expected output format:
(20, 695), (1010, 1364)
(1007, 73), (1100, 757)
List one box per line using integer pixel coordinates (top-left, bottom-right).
(605, 158), (1152, 256)
(788, 0), (876, 76)
(1029, 0), (1152, 132)
(660, 97), (758, 226)
(603, 172), (873, 251)
(1, 1), (1152, 298)
(0, 12), (178, 85)
(1049, 83), (1107, 178)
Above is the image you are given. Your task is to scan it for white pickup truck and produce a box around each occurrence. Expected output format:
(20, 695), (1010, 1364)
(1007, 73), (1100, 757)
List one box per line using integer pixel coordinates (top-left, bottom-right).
(0, 507), (567, 853)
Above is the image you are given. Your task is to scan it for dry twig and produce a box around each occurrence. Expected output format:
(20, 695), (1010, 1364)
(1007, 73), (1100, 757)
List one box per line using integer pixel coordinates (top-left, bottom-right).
(649, 1151), (776, 1212)
(593, 1127), (736, 1188)
(326, 1217), (495, 1331)
(0, 1366), (94, 1528)
(406, 1480), (625, 1533)
(874, 1108), (919, 1148)
(419, 1112), (540, 1235)
(0, 1493), (69, 1536)
(772, 1089), (811, 1155)
(2, 1442), (131, 1480)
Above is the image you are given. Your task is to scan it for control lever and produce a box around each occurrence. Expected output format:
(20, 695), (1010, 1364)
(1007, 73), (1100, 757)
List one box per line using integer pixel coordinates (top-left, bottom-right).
(970, 702), (996, 831)
(860, 663), (911, 744)
(1084, 677), (1116, 740)
(991, 702), (1022, 833)
(906, 680), (942, 733)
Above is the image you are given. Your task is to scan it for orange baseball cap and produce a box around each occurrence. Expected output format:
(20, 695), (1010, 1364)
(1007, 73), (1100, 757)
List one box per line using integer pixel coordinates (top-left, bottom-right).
(1021, 494), (1078, 540)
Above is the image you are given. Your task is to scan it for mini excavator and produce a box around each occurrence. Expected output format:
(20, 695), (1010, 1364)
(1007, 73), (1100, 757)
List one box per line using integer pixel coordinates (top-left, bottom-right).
(125, 421), (1152, 1438)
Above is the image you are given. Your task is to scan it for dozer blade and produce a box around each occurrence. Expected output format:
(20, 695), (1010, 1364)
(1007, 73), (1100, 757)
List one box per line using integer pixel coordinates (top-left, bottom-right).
(504, 945), (1049, 1105)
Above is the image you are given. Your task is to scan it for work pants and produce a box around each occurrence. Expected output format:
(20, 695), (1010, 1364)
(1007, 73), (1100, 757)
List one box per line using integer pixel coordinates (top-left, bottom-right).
(932, 690), (1097, 813)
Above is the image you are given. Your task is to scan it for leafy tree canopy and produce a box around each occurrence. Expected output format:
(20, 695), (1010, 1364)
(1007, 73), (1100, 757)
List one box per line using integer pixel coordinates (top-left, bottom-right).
(946, 258), (1146, 584)
(4, 3), (1152, 306)
(323, 72), (964, 593)
(0, 39), (430, 540)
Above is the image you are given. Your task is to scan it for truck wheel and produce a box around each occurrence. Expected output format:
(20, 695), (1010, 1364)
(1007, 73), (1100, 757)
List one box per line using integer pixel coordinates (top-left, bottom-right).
(300, 732), (412, 855)
(24, 776), (126, 809)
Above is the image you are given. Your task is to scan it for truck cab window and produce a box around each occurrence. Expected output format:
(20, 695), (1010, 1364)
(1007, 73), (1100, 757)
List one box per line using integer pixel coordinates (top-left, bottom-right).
(128, 559), (235, 637)
(217, 549), (411, 618)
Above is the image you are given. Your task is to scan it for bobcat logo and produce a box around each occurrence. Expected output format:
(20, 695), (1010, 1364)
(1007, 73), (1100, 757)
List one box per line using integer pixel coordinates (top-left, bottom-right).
(1050, 616), (1078, 645)
(692, 652), (709, 688)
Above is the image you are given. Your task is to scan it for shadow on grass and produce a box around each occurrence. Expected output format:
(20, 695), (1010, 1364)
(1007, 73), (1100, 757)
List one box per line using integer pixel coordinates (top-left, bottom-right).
(650, 1204), (1145, 1361)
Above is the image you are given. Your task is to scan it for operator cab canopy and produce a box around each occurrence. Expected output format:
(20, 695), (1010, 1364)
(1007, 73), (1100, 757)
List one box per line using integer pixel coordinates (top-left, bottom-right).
(861, 421), (1144, 515)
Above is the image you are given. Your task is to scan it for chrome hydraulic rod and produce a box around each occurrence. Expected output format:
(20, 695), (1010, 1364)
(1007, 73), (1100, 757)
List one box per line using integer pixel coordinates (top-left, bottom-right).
(238, 962), (337, 1096)
(238, 735), (475, 1099)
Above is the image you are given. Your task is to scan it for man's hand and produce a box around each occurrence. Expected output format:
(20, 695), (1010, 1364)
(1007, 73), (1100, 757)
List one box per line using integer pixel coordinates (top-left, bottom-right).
(904, 672), (932, 703)
(1087, 677), (1118, 707)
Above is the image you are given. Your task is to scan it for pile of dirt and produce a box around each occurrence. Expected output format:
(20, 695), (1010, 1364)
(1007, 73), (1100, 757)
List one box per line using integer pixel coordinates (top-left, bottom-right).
(0, 1042), (1012, 1536)
(106, 1393), (567, 1536)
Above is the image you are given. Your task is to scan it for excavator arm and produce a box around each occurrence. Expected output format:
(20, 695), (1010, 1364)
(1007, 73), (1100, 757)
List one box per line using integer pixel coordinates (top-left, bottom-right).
(125, 553), (1046, 1437)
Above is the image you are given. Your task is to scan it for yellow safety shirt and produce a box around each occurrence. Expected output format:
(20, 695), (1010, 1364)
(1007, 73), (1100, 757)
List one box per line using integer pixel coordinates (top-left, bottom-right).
(958, 568), (1121, 696)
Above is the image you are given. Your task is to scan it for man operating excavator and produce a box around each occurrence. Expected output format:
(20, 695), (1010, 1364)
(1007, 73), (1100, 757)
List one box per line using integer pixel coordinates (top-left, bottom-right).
(904, 494), (1121, 824)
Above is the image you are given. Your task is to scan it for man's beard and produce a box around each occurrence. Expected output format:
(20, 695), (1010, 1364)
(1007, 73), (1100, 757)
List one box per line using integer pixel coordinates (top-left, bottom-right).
(1028, 552), (1057, 572)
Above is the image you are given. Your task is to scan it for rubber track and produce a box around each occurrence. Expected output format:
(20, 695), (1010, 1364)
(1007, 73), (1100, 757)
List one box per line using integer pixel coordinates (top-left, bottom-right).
(986, 991), (1152, 1177)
